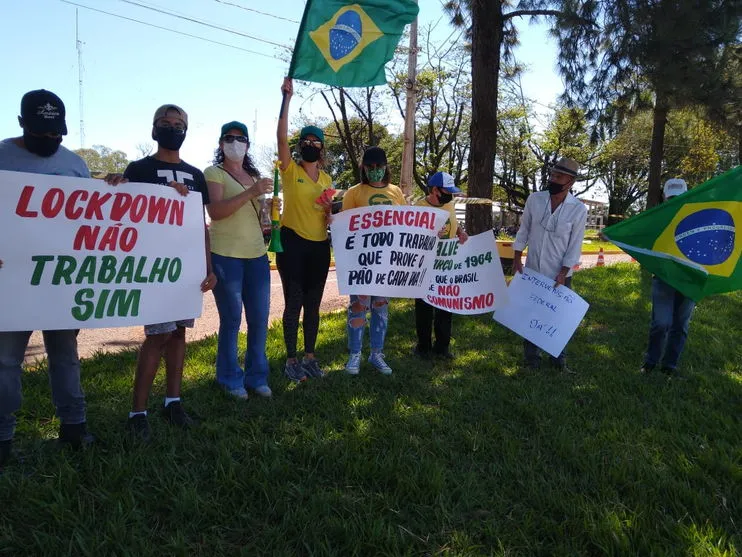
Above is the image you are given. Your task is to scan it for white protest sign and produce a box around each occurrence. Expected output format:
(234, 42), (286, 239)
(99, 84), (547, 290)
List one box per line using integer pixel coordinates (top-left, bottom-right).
(424, 232), (509, 314)
(0, 170), (206, 331)
(493, 268), (589, 357)
(331, 205), (448, 297)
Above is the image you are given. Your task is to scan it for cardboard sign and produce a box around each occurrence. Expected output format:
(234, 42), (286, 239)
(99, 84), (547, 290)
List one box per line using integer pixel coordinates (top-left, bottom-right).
(424, 232), (508, 315)
(493, 268), (589, 357)
(331, 205), (448, 297)
(0, 170), (206, 331)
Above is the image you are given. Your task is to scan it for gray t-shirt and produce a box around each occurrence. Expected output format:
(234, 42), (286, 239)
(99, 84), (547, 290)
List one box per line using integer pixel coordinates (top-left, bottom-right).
(0, 138), (90, 177)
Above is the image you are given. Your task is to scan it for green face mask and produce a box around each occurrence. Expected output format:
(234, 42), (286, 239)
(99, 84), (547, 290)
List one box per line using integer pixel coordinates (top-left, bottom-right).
(367, 167), (385, 183)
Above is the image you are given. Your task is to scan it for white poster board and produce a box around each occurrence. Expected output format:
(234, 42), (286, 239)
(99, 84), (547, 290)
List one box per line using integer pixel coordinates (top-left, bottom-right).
(424, 232), (508, 315)
(493, 268), (589, 357)
(0, 170), (206, 331)
(331, 205), (448, 298)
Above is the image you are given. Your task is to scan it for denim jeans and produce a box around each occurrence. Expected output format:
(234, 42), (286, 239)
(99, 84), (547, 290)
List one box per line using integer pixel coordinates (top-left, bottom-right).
(211, 253), (271, 390)
(524, 276), (572, 367)
(0, 330), (86, 441)
(347, 295), (388, 354)
(644, 277), (695, 370)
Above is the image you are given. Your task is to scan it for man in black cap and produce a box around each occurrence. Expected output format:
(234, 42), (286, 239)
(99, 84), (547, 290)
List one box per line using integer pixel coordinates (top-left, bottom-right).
(0, 89), (93, 467)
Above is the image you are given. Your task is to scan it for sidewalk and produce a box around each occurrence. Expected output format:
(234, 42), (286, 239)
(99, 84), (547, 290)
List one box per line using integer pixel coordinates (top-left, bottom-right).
(24, 252), (633, 362)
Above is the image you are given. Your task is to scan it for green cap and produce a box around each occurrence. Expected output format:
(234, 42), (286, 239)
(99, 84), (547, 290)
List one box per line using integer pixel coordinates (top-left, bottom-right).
(300, 125), (324, 144)
(220, 121), (249, 141)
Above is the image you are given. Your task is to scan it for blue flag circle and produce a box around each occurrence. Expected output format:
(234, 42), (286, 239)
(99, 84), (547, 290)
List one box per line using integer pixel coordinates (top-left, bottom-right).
(674, 208), (735, 265)
(329, 10), (362, 60)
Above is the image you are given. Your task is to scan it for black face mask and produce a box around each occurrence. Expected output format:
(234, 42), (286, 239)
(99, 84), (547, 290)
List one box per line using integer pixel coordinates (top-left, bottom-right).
(24, 132), (62, 157)
(547, 180), (566, 195)
(300, 145), (321, 163)
(153, 126), (186, 151)
(437, 192), (453, 205)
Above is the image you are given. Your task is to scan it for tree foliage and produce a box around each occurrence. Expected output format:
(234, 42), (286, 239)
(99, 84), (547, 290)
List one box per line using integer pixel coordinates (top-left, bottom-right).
(74, 145), (129, 175)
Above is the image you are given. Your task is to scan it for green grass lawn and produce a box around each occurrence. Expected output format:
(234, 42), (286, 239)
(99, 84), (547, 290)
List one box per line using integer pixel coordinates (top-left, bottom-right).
(2, 265), (740, 556)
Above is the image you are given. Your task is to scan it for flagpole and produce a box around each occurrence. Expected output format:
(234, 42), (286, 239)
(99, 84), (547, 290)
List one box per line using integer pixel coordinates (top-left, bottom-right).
(400, 5), (418, 198)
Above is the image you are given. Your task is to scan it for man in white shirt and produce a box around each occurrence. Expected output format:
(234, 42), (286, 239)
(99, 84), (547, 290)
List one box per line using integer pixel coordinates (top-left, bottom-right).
(513, 157), (587, 371)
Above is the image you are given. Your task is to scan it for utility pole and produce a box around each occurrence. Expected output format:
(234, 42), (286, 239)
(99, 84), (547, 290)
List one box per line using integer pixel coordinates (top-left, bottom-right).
(399, 4), (418, 198)
(76, 9), (86, 148)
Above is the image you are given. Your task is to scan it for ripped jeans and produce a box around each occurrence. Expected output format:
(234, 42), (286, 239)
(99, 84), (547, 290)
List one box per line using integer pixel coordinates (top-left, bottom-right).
(347, 295), (388, 354)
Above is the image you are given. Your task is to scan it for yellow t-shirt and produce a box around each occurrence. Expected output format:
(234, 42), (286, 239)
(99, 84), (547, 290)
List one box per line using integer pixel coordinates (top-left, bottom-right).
(342, 182), (407, 209)
(415, 197), (458, 238)
(280, 159), (333, 241)
(204, 165), (267, 259)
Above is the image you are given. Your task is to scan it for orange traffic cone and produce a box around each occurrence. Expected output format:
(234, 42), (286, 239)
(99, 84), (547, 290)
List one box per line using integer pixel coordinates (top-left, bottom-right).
(596, 247), (605, 267)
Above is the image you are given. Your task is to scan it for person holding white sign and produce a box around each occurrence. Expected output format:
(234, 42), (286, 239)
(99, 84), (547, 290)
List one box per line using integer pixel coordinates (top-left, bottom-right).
(0, 89), (94, 466)
(513, 157), (587, 372)
(413, 172), (468, 360)
(119, 104), (216, 440)
(205, 122), (275, 400)
(341, 146), (406, 375)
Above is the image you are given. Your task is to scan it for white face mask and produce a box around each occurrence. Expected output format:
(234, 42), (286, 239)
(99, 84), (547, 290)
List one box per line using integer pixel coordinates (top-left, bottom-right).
(223, 141), (247, 162)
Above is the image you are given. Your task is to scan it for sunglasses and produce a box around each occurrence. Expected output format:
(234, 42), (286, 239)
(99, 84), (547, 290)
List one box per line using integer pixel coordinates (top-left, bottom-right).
(300, 139), (323, 148)
(223, 134), (248, 144)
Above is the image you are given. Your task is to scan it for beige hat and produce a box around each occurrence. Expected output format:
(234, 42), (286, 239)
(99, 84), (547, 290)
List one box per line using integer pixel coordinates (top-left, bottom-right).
(551, 157), (579, 177)
(152, 104), (188, 128)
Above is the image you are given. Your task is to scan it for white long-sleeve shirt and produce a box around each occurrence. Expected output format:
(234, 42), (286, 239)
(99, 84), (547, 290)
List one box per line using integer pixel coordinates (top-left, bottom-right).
(513, 191), (587, 279)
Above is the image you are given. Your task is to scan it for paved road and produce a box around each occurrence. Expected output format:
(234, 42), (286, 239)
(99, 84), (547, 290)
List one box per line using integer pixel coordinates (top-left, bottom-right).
(25, 253), (633, 362)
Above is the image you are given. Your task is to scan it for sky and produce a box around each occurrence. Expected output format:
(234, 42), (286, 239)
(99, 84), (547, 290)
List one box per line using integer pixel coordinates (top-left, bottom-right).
(0, 0), (566, 176)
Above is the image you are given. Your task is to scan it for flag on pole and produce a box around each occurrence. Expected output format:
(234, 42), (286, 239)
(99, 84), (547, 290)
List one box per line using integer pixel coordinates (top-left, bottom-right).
(602, 166), (742, 301)
(288, 0), (419, 87)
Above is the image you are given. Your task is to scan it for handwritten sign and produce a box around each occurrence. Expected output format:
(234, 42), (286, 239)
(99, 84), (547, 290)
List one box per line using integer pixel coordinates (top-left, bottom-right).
(0, 170), (205, 331)
(331, 205), (448, 297)
(492, 269), (589, 357)
(425, 232), (508, 315)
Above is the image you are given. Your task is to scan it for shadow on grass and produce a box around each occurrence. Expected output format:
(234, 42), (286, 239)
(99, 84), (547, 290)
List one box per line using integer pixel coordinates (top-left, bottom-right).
(2, 264), (741, 556)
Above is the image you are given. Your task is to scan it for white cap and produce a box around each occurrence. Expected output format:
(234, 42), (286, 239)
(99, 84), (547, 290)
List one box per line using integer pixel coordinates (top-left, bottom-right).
(663, 178), (687, 199)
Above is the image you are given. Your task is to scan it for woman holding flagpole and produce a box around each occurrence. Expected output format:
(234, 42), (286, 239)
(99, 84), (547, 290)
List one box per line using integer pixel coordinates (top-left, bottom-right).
(276, 77), (334, 383)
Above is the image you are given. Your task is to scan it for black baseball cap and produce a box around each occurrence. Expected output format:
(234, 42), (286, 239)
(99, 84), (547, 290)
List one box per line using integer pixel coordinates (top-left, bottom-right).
(20, 89), (67, 135)
(362, 146), (387, 165)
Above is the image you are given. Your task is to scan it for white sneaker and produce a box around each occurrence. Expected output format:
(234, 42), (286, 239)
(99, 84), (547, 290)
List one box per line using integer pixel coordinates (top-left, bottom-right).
(368, 352), (392, 375)
(253, 385), (272, 398)
(345, 352), (361, 375)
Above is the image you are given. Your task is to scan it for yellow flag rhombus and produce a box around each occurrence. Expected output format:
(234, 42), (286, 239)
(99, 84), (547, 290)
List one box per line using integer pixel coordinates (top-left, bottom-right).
(652, 201), (741, 277)
(309, 4), (383, 73)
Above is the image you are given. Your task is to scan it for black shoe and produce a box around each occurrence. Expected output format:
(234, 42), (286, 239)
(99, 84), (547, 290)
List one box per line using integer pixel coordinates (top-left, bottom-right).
(552, 363), (576, 374)
(126, 414), (152, 441)
(301, 357), (326, 379)
(413, 346), (432, 359)
(523, 360), (540, 372)
(661, 366), (685, 380)
(640, 364), (655, 375)
(162, 401), (196, 428)
(433, 350), (455, 360)
(58, 422), (95, 449)
(0, 439), (12, 468)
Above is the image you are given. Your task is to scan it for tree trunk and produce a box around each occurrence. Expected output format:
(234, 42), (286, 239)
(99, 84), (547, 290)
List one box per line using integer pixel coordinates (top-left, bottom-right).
(646, 95), (668, 209)
(465, 0), (502, 234)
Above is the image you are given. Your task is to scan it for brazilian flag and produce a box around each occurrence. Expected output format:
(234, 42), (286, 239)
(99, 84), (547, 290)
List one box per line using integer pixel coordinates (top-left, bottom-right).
(288, 0), (419, 87)
(603, 166), (742, 301)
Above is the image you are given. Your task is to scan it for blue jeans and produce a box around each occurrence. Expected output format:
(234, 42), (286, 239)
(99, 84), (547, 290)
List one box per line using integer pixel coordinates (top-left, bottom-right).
(644, 277), (696, 370)
(0, 330), (86, 441)
(347, 295), (388, 354)
(211, 253), (271, 390)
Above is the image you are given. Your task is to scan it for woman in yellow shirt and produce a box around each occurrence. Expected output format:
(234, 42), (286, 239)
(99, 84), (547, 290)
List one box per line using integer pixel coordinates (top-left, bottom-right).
(341, 146), (406, 376)
(205, 121), (274, 399)
(276, 78), (334, 382)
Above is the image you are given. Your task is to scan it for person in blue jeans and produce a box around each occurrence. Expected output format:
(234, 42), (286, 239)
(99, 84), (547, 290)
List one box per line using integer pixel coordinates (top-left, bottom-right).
(341, 147), (407, 375)
(0, 89), (95, 467)
(640, 178), (696, 377)
(205, 122), (275, 399)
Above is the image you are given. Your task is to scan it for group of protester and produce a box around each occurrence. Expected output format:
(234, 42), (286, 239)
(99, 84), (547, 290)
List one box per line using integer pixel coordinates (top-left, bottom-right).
(0, 81), (698, 465)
